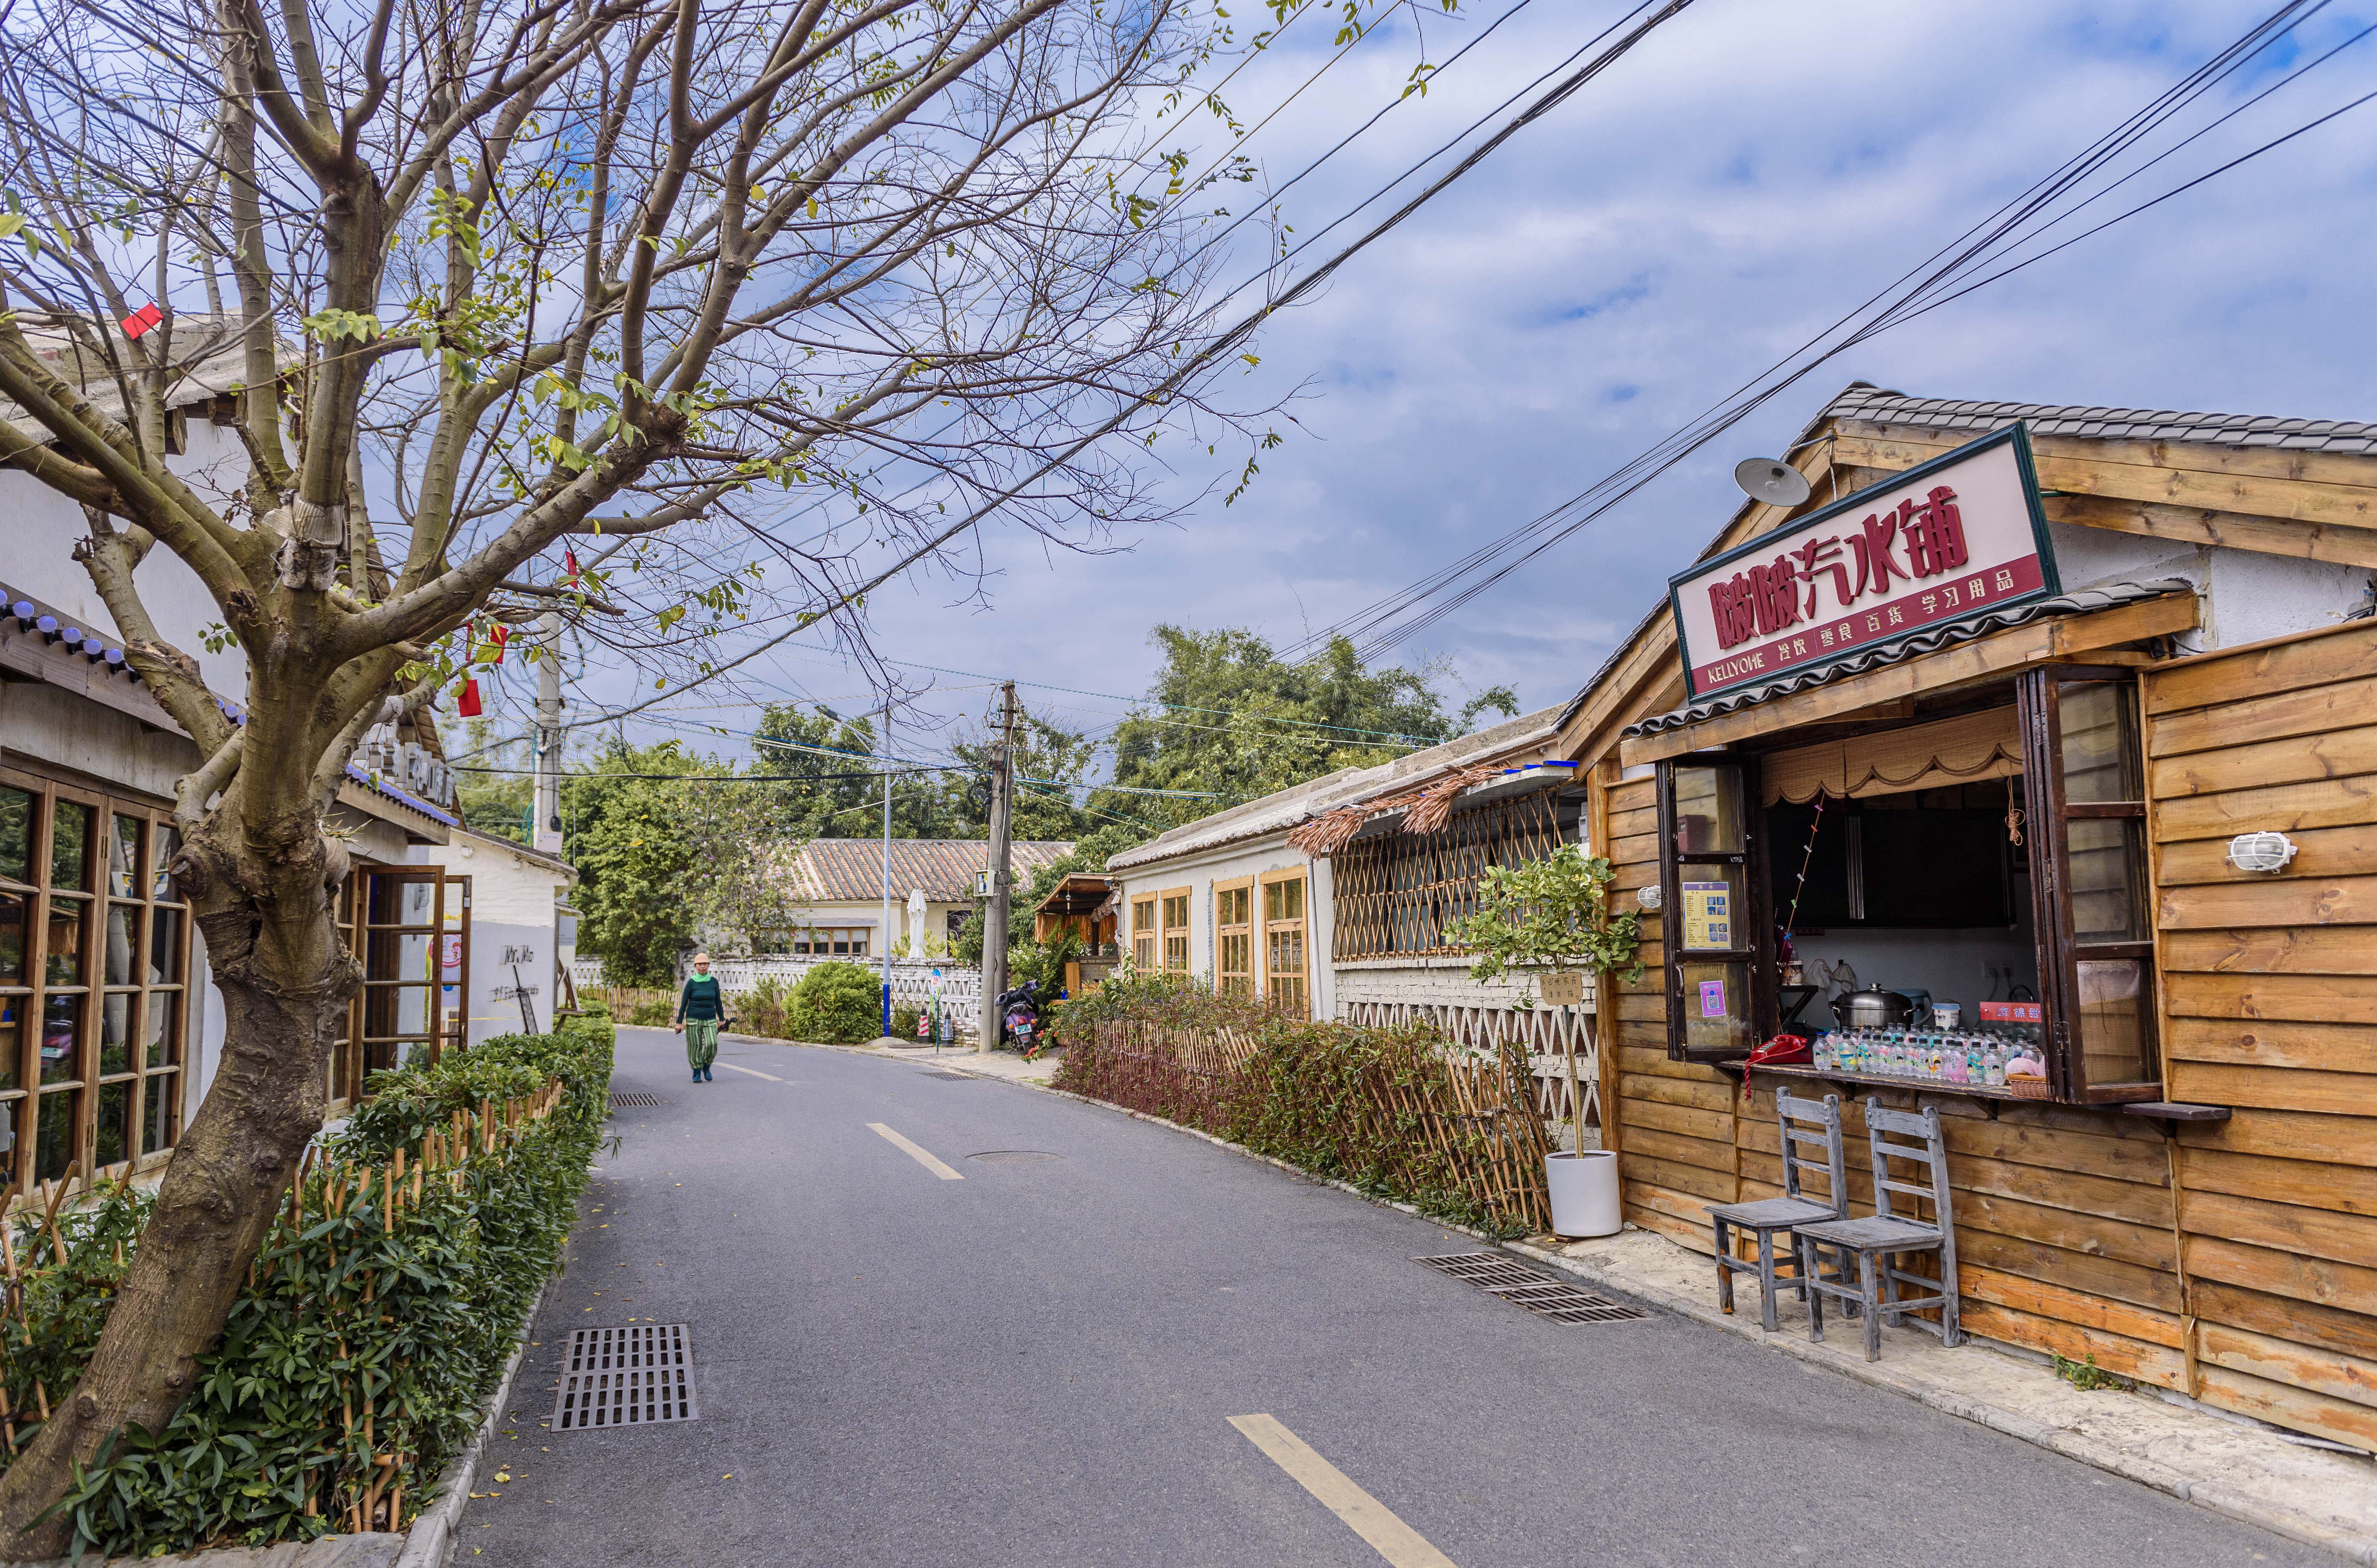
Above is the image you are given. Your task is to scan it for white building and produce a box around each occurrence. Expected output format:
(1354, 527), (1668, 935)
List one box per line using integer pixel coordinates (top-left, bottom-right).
(425, 828), (579, 1045)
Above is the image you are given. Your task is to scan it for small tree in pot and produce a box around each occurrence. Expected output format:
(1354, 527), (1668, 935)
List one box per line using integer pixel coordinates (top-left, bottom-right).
(1446, 845), (1643, 1173)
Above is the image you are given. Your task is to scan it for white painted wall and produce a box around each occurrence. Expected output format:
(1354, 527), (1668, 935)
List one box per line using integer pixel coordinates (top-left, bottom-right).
(2039, 522), (2371, 654)
(1109, 834), (1334, 1019)
(2, 420), (251, 698)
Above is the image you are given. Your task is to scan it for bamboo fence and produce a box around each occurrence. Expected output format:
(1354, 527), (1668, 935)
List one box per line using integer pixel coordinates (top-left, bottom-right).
(0, 1077), (567, 1535)
(1069, 1021), (1552, 1234)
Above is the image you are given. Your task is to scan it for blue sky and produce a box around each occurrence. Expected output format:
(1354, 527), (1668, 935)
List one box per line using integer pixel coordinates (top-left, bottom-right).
(554, 0), (2377, 782)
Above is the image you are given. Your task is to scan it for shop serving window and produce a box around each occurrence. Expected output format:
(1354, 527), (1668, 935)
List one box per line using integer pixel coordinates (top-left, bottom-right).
(1214, 880), (1253, 996)
(1331, 790), (1574, 960)
(0, 769), (192, 1200)
(1652, 672), (2161, 1104)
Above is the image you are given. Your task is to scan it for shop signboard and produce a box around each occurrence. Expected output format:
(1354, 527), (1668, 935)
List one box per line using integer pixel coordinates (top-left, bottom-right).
(1669, 424), (2059, 700)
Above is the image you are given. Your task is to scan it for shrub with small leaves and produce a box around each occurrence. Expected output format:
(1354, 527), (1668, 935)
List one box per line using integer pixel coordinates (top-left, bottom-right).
(1, 1018), (612, 1556)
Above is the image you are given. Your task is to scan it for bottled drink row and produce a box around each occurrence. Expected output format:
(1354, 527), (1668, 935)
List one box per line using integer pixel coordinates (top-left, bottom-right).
(1812, 1024), (2045, 1089)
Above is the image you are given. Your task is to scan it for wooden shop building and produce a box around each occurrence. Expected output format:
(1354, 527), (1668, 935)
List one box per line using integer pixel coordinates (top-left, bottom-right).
(1561, 385), (2377, 1453)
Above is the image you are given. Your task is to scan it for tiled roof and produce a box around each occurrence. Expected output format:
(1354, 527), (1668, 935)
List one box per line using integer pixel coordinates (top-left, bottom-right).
(1622, 579), (2196, 737)
(793, 838), (1074, 902)
(1825, 384), (2377, 454)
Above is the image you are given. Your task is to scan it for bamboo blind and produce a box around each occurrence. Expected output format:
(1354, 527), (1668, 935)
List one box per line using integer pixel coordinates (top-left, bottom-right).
(1331, 791), (1565, 961)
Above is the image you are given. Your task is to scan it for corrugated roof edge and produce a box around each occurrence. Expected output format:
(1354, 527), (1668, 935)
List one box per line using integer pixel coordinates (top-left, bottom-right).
(1621, 578), (2196, 737)
(1104, 701), (1568, 872)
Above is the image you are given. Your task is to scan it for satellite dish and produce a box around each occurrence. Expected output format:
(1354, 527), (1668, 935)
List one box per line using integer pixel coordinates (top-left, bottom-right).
(1734, 457), (1812, 508)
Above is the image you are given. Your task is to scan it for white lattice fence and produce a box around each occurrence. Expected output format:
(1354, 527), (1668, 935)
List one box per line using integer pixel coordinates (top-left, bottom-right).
(708, 955), (984, 1039)
(1337, 999), (1600, 1128)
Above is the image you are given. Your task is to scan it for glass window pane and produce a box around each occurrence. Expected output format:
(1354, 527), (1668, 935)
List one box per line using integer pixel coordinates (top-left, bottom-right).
(151, 826), (180, 901)
(50, 801), (91, 891)
(2077, 958), (2155, 1087)
(40, 992), (81, 1083)
(109, 816), (141, 898)
(148, 907), (183, 985)
(0, 1097), (19, 1190)
(100, 994), (132, 1075)
(366, 928), (430, 983)
(95, 1080), (131, 1168)
(0, 889), (23, 983)
(145, 993), (178, 1068)
(2060, 683), (2140, 803)
(1677, 867), (1746, 951)
(144, 1072), (178, 1155)
(45, 896), (86, 984)
(367, 876), (435, 925)
(0, 786), (29, 882)
(1679, 961), (1755, 1055)
(363, 984), (429, 1039)
(104, 904), (138, 987)
(35, 1089), (77, 1182)
(2068, 818), (2146, 943)
(1165, 934), (1188, 971)
(0, 1004), (19, 1092)
(1673, 767), (1745, 854)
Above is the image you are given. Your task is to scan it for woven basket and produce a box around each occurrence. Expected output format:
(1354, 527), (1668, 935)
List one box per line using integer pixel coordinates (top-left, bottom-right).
(2007, 1076), (2053, 1101)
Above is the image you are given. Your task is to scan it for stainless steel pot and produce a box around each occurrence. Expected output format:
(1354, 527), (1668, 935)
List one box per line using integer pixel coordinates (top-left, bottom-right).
(1832, 986), (1913, 1029)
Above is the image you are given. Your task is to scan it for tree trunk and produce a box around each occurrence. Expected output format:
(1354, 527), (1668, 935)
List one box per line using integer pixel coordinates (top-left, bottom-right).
(0, 805), (357, 1561)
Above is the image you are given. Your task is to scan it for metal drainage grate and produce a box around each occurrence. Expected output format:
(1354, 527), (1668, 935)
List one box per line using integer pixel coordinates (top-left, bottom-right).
(1413, 1253), (1649, 1325)
(919, 1070), (977, 1080)
(608, 1092), (666, 1108)
(551, 1324), (698, 1431)
(967, 1150), (1058, 1163)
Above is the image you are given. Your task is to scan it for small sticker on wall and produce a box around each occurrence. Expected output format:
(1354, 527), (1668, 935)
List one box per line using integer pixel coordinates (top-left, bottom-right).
(1698, 979), (1727, 1018)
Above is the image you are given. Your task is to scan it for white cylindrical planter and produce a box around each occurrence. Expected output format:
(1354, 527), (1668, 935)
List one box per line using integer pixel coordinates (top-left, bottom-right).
(1545, 1151), (1621, 1238)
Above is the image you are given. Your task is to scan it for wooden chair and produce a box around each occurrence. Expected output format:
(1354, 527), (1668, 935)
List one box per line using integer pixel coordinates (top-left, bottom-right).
(1706, 1089), (1846, 1332)
(1795, 1098), (1963, 1362)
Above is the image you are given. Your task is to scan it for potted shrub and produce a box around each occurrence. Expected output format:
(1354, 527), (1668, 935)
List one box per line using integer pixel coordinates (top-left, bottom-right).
(1446, 843), (1644, 1238)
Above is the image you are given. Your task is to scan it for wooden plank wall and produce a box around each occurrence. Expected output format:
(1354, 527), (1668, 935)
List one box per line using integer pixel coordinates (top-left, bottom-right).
(1599, 626), (2377, 1449)
(1602, 770), (1745, 1245)
(2147, 618), (2377, 1452)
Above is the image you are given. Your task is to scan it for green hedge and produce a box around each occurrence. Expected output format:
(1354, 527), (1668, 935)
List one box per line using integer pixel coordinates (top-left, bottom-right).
(1, 1019), (612, 1555)
(788, 960), (883, 1043)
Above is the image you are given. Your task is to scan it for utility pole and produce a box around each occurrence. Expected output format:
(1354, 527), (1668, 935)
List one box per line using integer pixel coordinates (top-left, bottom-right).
(533, 611), (564, 855)
(879, 698), (893, 1040)
(978, 680), (1016, 1053)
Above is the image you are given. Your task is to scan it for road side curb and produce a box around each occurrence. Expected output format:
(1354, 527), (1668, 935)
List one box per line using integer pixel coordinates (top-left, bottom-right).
(976, 1069), (2377, 1568)
(395, 1278), (552, 1568)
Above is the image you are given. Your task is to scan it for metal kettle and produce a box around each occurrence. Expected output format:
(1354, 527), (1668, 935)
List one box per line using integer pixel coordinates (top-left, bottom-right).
(1832, 986), (1913, 1029)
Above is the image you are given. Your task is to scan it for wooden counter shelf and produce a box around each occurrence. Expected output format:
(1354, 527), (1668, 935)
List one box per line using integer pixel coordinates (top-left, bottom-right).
(1735, 1063), (2232, 1125)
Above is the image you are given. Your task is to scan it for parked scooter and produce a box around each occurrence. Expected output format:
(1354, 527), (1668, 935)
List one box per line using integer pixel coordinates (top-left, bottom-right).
(997, 980), (1042, 1055)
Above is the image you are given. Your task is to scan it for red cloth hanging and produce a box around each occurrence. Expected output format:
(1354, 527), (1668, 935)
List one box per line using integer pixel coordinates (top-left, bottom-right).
(456, 677), (483, 718)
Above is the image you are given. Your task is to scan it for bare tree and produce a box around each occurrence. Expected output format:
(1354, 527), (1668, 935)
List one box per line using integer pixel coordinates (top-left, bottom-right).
(0, 0), (1447, 1545)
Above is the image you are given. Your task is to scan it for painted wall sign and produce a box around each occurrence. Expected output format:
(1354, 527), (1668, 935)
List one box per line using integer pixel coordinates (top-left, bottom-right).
(1669, 425), (2059, 700)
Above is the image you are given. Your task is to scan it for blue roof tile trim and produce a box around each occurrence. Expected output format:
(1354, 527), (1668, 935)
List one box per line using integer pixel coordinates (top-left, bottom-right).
(1826, 385), (2377, 454)
(1621, 578), (2197, 738)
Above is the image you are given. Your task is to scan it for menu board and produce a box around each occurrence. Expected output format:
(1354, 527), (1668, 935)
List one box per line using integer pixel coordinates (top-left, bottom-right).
(1681, 881), (1734, 950)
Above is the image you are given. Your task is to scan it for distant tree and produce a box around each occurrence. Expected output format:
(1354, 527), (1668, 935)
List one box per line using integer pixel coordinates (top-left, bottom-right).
(1097, 627), (1517, 825)
(453, 718), (533, 846)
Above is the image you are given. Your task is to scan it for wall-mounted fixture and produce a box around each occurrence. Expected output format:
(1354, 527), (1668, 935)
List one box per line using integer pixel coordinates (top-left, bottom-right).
(2226, 830), (2299, 874)
(1637, 885), (1664, 911)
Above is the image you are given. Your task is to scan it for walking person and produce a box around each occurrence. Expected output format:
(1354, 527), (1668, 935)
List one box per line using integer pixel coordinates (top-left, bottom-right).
(674, 952), (725, 1082)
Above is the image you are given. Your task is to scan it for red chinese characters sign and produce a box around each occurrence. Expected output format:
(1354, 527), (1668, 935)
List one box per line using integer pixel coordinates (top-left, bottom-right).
(1669, 425), (2059, 700)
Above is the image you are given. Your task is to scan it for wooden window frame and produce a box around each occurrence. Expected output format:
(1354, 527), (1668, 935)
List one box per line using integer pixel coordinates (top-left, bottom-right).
(2017, 666), (2162, 1104)
(1330, 789), (1576, 961)
(1213, 877), (1254, 996)
(0, 765), (193, 1203)
(1160, 887), (1192, 973)
(1260, 868), (1309, 1016)
(1131, 895), (1157, 972)
(1657, 756), (1773, 1063)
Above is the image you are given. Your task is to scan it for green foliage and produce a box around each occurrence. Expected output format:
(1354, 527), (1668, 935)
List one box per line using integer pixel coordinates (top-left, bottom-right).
(787, 960), (883, 1043)
(566, 742), (722, 985)
(2053, 1353), (2134, 1393)
(4, 1022), (613, 1556)
(453, 717), (533, 846)
(890, 1001), (922, 1041)
(1096, 627), (1517, 831)
(1051, 976), (1535, 1236)
(1444, 844), (1644, 994)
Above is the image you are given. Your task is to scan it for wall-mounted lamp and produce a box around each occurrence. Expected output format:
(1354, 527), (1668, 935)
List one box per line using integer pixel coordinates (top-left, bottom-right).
(1637, 886), (1664, 911)
(2226, 831), (2299, 874)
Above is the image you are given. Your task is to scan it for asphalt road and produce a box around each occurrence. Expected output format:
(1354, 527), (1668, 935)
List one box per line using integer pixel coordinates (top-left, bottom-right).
(454, 1026), (2321, 1567)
